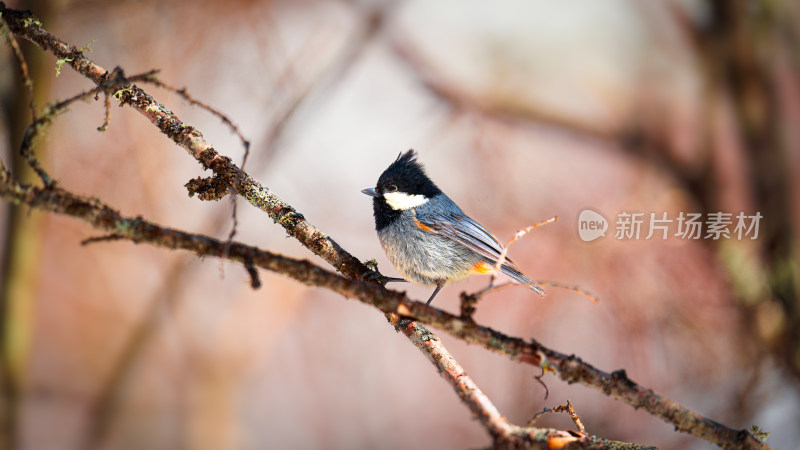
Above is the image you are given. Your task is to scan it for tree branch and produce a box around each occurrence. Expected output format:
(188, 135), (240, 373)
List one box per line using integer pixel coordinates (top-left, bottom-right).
(0, 4), (367, 280)
(388, 315), (655, 449)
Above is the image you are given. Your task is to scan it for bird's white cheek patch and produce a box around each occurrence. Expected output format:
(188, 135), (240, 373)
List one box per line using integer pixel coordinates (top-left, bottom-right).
(384, 192), (428, 210)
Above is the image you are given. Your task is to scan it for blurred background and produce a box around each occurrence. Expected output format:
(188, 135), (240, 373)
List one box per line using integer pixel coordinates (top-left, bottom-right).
(1, 0), (799, 448)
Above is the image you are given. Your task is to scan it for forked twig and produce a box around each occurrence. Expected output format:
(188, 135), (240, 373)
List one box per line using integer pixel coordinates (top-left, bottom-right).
(491, 216), (559, 284)
(528, 399), (587, 435)
(460, 217), (558, 317)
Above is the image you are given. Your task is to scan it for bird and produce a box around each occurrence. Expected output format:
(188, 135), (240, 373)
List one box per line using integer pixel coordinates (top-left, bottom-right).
(361, 149), (544, 305)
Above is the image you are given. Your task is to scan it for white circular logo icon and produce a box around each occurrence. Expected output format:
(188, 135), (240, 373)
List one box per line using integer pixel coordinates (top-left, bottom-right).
(578, 209), (608, 242)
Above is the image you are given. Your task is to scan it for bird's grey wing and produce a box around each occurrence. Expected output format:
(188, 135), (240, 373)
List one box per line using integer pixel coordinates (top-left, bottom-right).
(416, 204), (544, 295)
(415, 207), (509, 264)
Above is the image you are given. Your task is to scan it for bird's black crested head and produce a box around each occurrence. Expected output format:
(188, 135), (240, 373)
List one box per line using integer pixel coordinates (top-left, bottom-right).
(375, 150), (441, 198)
(363, 150), (443, 230)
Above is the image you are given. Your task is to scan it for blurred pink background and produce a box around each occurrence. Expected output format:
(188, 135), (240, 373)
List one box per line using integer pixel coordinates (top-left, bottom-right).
(1, 1), (798, 449)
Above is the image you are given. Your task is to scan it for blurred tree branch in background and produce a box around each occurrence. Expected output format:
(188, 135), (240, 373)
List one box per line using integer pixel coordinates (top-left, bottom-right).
(0, 1), (55, 448)
(0, 2), (791, 449)
(697, 0), (800, 382)
(641, 0), (800, 381)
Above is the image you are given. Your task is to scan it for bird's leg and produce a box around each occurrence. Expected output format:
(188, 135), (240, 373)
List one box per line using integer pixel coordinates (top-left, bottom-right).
(426, 280), (445, 306)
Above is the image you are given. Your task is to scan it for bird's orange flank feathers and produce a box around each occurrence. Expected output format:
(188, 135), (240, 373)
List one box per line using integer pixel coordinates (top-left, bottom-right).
(470, 261), (495, 274)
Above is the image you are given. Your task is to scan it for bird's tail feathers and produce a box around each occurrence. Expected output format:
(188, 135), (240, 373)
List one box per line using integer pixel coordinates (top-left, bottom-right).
(500, 263), (545, 296)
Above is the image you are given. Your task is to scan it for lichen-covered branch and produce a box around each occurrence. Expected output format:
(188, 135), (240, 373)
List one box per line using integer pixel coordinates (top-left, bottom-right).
(388, 315), (655, 449)
(0, 4), (367, 281)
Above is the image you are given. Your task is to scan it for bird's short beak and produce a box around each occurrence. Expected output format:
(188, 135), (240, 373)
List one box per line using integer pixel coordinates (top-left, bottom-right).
(361, 187), (378, 197)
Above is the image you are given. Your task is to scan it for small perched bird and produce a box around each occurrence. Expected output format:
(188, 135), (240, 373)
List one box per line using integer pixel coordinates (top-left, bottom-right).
(362, 150), (544, 305)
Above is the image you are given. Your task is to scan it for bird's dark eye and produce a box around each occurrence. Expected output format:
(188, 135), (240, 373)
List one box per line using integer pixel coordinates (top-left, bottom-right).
(386, 184), (398, 193)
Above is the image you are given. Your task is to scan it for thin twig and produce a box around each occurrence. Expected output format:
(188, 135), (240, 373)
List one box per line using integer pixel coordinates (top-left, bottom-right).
(533, 369), (550, 400)
(1, 19), (36, 123)
(492, 216), (558, 282)
(149, 81), (251, 161)
(459, 281), (513, 319)
(528, 400), (586, 435)
(81, 234), (124, 245)
(565, 400), (586, 435)
(14, 68), (162, 187)
(534, 281), (600, 304)
(244, 256), (261, 289)
(459, 217), (557, 316)
(18, 86), (104, 186)
(97, 92), (111, 131)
